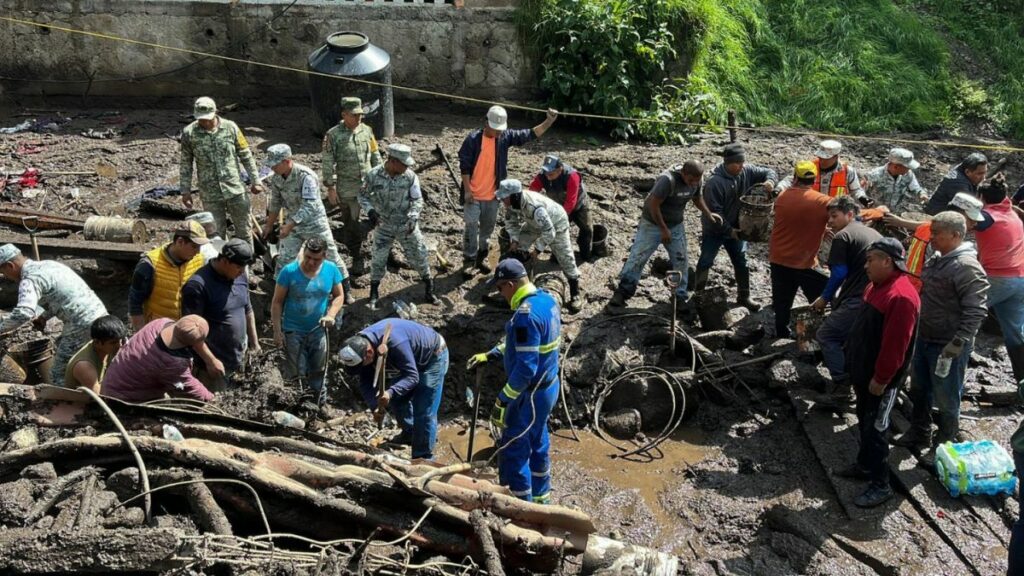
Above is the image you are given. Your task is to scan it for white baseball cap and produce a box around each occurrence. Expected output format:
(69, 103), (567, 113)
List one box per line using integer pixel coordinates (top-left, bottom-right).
(486, 106), (508, 130)
(815, 140), (842, 159)
(949, 192), (985, 222)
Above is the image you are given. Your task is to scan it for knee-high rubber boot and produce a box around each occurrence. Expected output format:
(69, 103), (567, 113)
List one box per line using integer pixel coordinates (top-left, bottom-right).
(342, 278), (355, 305)
(693, 268), (710, 292)
(1008, 345), (1024, 386)
(368, 281), (380, 311)
(423, 278), (439, 305)
(476, 248), (492, 274)
(567, 277), (583, 314)
(735, 268), (761, 312)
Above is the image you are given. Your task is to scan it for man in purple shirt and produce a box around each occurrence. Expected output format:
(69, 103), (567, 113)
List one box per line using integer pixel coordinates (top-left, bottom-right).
(101, 315), (214, 403)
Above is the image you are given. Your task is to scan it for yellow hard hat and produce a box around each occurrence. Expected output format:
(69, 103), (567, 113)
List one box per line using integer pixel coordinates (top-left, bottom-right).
(794, 160), (818, 180)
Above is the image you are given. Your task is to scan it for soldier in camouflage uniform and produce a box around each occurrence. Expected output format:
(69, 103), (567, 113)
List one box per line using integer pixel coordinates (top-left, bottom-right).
(496, 179), (583, 313)
(262, 144), (355, 304)
(180, 97), (261, 246)
(322, 97), (383, 275)
(359, 144), (438, 309)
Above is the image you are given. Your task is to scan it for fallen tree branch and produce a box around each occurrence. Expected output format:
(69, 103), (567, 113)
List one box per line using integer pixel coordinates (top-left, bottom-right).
(470, 510), (505, 576)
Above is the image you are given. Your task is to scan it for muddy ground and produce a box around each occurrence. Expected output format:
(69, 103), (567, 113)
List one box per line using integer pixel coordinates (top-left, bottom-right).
(1, 97), (1023, 574)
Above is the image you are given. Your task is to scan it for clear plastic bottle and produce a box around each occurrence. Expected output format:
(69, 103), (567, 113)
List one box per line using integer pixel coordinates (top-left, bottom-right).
(392, 299), (418, 319)
(272, 410), (306, 429)
(162, 424), (185, 442)
(935, 337), (964, 378)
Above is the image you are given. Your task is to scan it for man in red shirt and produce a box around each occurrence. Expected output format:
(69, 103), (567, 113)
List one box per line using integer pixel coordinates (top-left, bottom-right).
(835, 238), (920, 508)
(528, 154), (593, 263)
(769, 160), (833, 337)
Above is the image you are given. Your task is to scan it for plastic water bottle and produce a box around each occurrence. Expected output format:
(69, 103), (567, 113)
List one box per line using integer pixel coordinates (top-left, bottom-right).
(272, 410), (306, 430)
(393, 299), (418, 319)
(934, 337), (964, 378)
(935, 439), (1017, 497)
(162, 424), (185, 442)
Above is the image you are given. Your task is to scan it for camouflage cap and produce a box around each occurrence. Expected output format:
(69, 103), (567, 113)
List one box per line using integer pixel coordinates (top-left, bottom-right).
(341, 97), (365, 114)
(0, 244), (22, 265)
(387, 143), (416, 167)
(495, 179), (523, 200)
(173, 220), (210, 245)
(193, 96), (217, 120)
(263, 143), (293, 168)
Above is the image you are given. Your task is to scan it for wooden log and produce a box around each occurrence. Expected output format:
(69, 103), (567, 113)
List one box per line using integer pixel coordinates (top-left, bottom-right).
(0, 528), (184, 573)
(24, 466), (96, 526)
(470, 510), (506, 576)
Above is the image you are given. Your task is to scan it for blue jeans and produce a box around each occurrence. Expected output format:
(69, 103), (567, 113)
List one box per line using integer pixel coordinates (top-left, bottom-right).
(283, 327), (328, 395)
(463, 199), (500, 259)
(1008, 450), (1024, 575)
(909, 340), (972, 442)
(616, 220), (688, 298)
(816, 296), (864, 381)
(390, 348), (448, 460)
(695, 234), (748, 273)
(989, 276), (1024, 347)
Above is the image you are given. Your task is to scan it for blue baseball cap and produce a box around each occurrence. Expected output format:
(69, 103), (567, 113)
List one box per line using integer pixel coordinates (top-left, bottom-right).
(540, 154), (561, 174)
(486, 258), (528, 289)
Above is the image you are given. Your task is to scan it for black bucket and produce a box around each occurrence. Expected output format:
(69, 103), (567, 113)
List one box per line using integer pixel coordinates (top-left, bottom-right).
(308, 32), (394, 138)
(9, 338), (54, 385)
(592, 224), (609, 257)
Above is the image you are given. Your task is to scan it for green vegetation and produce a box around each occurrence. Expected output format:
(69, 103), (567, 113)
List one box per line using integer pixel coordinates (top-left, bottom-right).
(516, 0), (1024, 141)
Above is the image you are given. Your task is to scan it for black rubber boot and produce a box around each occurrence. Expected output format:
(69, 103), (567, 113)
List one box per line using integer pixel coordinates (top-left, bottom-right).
(735, 268), (761, 312)
(342, 278), (355, 305)
(461, 258), (476, 279)
(368, 281), (380, 311)
(1008, 345), (1024, 385)
(693, 268), (710, 292)
(567, 277), (583, 313)
(476, 248), (492, 274)
(423, 278), (439, 305)
(608, 289), (629, 309)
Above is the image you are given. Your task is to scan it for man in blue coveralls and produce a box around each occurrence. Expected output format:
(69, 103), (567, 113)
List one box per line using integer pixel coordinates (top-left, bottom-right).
(468, 259), (562, 503)
(338, 319), (449, 460)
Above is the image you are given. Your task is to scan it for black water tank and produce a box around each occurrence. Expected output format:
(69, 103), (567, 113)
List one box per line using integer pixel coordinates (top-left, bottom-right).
(308, 32), (394, 138)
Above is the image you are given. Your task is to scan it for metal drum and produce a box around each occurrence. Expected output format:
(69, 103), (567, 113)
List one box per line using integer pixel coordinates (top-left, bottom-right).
(307, 32), (394, 138)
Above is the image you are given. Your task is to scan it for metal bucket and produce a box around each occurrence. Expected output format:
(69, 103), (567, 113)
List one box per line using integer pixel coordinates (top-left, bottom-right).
(792, 305), (823, 353)
(84, 216), (148, 244)
(738, 187), (773, 243)
(9, 338), (54, 385)
(591, 223), (608, 258)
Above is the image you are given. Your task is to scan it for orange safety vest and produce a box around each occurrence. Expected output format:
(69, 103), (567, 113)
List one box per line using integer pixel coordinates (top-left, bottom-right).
(905, 222), (931, 292)
(142, 244), (204, 322)
(814, 159), (849, 198)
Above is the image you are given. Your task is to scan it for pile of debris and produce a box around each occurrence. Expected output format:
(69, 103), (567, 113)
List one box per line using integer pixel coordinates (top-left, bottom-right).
(0, 383), (678, 575)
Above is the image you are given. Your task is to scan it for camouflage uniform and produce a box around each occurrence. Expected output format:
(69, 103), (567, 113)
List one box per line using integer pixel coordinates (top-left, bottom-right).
(507, 190), (580, 280)
(267, 162), (349, 277)
(322, 113), (382, 268)
(862, 164), (925, 215)
(359, 165), (431, 283)
(179, 117), (259, 244)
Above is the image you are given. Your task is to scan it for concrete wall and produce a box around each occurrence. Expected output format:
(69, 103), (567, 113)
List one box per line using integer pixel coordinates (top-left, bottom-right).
(0, 0), (535, 102)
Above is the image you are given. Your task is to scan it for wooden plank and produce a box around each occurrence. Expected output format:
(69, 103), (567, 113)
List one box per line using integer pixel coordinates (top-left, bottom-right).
(0, 234), (146, 262)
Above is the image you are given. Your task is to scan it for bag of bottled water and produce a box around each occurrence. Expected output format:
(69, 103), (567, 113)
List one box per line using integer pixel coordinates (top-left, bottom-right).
(935, 440), (1017, 497)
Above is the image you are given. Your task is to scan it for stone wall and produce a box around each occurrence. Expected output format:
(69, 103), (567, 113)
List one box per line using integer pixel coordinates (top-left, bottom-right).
(0, 0), (535, 102)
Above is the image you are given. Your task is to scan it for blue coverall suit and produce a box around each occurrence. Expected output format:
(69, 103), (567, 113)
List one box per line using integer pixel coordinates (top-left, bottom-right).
(489, 284), (562, 503)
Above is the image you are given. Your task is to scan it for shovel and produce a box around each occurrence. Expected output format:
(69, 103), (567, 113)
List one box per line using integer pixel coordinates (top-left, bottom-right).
(21, 216), (40, 260)
(371, 322), (393, 429)
(467, 367), (484, 462)
(33, 162), (118, 179)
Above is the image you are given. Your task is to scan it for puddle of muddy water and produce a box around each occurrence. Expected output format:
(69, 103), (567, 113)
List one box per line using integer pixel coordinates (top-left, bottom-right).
(436, 423), (711, 554)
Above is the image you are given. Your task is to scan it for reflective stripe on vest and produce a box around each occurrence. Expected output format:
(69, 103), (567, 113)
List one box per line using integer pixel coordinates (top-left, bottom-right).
(142, 244), (204, 321)
(814, 159), (849, 198)
(906, 223), (932, 277)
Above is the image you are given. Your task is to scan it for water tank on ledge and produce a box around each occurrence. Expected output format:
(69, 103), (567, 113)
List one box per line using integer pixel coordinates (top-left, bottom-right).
(308, 32), (394, 138)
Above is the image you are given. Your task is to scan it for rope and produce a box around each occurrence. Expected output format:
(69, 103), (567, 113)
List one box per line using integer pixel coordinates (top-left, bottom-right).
(3, 14), (1024, 153)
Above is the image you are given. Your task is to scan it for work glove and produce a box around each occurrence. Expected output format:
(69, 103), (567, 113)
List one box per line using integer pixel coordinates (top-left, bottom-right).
(490, 399), (508, 429)
(367, 210), (380, 230)
(466, 350), (500, 371)
(858, 195), (875, 208)
(941, 338), (965, 359)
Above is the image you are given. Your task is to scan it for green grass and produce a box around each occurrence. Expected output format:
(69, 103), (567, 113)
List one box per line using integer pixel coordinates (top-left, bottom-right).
(516, 0), (1023, 140)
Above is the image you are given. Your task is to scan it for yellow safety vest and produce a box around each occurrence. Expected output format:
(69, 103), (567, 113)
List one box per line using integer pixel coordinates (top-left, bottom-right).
(142, 244), (203, 322)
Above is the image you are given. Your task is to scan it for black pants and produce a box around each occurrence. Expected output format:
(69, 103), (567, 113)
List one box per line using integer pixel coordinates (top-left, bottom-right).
(854, 380), (898, 489)
(770, 263), (827, 337)
(1009, 451), (1024, 575)
(571, 204), (594, 262)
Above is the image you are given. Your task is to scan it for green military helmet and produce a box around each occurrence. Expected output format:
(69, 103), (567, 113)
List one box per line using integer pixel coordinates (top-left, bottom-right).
(341, 97), (365, 115)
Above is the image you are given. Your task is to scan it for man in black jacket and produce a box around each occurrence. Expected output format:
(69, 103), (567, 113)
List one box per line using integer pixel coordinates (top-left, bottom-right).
(924, 153), (987, 215)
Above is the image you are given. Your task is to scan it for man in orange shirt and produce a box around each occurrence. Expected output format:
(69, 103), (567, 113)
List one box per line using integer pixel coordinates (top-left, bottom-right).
(769, 160), (833, 338)
(457, 106), (558, 278)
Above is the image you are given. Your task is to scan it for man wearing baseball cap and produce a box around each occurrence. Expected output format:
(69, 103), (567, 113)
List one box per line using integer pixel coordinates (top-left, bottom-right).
(776, 140), (865, 201)
(185, 211), (224, 263)
(359, 143), (438, 309)
(179, 96), (262, 246)
(835, 237), (921, 508)
(0, 244), (108, 384)
(467, 258), (562, 503)
(528, 154), (594, 262)
(181, 239), (261, 390)
(322, 96), (383, 275)
(955, 179), (1024, 383)
(262, 143), (355, 304)
(862, 148), (925, 214)
(458, 105), (558, 278)
(127, 221), (208, 330)
(101, 315), (215, 403)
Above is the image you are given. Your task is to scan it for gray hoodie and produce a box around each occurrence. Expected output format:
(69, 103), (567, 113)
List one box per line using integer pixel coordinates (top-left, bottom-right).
(918, 241), (989, 344)
(701, 162), (777, 237)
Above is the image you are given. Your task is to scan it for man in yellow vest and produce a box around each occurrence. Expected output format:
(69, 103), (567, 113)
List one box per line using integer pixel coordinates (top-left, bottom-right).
(128, 221), (208, 331)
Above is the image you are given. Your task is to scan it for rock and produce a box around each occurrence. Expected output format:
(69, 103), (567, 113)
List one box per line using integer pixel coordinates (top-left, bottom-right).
(600, 408), (642, 439)
(768, 359), (825, 390)
(8, 427), (38, 450)
(695, 287), (732, 332)
(754, 337), (800, 360)
(19, 462), (56, 481)
(695, 330), (733, 350)
(727, 311), (767, 350)
(0, 479), (34, 525)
